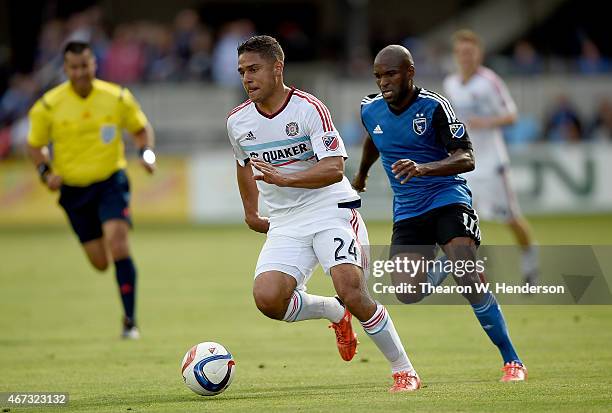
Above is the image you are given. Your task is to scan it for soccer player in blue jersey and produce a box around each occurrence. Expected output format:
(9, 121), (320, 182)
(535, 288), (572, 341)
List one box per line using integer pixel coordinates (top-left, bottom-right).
(353, 45), (527, 381)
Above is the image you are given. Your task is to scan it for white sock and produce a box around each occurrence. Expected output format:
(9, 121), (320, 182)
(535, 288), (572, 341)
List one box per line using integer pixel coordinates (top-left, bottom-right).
(521, 245), (539, 280)
(283, 290), (345, 323)
(361, 304), (415, 374)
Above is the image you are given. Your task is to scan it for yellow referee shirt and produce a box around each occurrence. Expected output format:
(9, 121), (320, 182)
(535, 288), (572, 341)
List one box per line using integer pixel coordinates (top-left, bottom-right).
(28, 79), (149, 186)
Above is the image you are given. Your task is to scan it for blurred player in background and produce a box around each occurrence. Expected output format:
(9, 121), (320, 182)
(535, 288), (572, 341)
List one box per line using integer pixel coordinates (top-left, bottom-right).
(444, 29), (538, 285)
(228, 35), (421, 392)
(26, 41), (156, 339)
(353, 44), (527, 381)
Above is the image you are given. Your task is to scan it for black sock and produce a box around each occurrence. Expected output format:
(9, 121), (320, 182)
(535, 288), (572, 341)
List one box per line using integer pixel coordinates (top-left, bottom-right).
(115, 257), (137, 324)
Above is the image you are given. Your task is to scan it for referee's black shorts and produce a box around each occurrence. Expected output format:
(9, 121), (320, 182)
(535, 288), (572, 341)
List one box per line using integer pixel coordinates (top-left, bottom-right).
(58, 170), (132, 243)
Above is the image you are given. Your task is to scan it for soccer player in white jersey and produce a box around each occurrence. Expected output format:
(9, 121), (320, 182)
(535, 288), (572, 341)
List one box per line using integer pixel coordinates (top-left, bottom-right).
(227, 35), (420, 392)
(443, 29), (539, 285)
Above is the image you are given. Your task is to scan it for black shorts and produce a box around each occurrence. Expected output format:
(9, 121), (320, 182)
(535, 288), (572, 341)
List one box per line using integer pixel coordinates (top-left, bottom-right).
(59, 170), (132, 243)
(391, 203), (481, 257)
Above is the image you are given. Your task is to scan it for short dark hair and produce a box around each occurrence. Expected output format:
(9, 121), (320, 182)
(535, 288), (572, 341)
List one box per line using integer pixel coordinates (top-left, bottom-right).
(237, 35), (284, 62)
(63, 41), (92, 57)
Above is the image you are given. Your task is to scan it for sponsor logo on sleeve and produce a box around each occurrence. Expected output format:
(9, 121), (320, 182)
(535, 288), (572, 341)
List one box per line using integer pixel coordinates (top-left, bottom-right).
(322, 135), (339, 151)
(450, 122), (466, 139)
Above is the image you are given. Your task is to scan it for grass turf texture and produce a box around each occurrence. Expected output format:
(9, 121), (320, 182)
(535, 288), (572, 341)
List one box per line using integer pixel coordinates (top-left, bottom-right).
(1, 215), (612, 412)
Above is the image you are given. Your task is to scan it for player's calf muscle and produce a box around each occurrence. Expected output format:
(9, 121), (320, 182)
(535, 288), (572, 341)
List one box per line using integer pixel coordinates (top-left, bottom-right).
(331, 264), (376, 321)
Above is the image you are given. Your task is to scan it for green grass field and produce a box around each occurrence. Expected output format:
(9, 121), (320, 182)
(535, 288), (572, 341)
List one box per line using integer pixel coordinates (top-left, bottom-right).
(2, 216), (612, 412)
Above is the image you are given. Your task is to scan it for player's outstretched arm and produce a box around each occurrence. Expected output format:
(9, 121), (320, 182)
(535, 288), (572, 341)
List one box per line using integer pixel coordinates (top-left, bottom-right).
(251, 156), (343, 189)
(352, 134), (380, 192)
(132, 123), (156, 174)
(237, 161), (269, 233)
(392, 148), (475, 184)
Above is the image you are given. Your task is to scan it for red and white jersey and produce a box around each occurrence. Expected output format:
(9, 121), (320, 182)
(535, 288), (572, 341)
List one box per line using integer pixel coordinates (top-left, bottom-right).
(443, 67), (517, 174)
(227, 87), (359, 220)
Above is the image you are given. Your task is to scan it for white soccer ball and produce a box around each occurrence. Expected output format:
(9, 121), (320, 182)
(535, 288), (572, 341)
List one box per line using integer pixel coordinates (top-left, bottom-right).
(180, 342), (236, 396)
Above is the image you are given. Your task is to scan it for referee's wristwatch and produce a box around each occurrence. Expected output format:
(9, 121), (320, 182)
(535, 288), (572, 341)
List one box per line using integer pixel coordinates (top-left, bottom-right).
(139, 146), (156, 165)
(37, 162), (52, 183)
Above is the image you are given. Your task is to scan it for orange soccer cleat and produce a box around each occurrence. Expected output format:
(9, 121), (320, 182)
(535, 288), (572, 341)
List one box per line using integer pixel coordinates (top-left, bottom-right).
(500, 362), (528, 382)
(329, 309), (358, 361)
(389, 371), (422, 393)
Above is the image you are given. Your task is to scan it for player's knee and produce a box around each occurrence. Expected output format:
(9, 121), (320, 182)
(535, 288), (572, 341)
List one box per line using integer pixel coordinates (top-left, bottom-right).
(107, 236), (129, 260)
(252, 287), (286, 320)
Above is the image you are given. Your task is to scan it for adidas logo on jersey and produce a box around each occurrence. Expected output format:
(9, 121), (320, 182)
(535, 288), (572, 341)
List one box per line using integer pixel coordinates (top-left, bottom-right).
(245, 131), (256, 140)
(373, 124), (383, 134)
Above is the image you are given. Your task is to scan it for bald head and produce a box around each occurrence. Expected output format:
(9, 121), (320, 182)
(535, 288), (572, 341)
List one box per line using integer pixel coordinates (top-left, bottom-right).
(374, 45), (414, 67)
(372, 44), (416, 110)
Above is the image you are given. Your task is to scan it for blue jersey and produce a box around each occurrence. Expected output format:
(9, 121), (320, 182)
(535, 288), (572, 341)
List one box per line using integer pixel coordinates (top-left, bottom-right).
(361, 87), (473, 222)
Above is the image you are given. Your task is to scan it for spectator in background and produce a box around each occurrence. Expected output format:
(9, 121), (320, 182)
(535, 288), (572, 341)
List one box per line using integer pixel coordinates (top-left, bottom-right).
(187, 28), (213, 81)
(211, 20), (255, 87)
(578, 38), (611, 74)
(102, 24), (146, 84)
(276, 21), (312, 61)
(35, 20), (66, 71)
(589, 98), (612, 141)
(143, 24), (181, 82)
(0, 74), (37, 126)
(173, 9), (201, 66)
(545, 95), (583, 143)
(512, 40), (543, 75)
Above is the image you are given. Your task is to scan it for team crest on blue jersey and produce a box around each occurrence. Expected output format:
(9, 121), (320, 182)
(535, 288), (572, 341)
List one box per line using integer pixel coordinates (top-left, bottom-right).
(100, 125), (116, 143)
(449, 123), (466, 139)
(413, 117), (427, 135)
(322, 135), (339, 151)
(285, 122), (299, 136)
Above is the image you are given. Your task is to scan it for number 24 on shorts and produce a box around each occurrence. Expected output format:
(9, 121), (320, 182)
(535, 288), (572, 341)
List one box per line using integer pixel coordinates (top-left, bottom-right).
(334, 237), (358, 261)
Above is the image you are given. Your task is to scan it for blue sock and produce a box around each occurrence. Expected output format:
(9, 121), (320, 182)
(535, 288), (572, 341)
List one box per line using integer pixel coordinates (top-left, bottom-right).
(471, 292), (521, 365)
(115, 257), (137, 323)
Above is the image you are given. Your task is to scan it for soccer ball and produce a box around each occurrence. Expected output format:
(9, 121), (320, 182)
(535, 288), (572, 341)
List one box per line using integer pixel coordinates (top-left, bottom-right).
(181, 342), (236, 396)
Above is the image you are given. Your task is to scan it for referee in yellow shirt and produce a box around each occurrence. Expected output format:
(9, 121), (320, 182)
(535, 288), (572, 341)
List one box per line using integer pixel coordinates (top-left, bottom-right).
(27, 41), (156, 339)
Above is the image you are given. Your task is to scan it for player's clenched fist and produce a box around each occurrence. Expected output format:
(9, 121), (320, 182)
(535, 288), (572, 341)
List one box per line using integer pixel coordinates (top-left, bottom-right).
(352, 172), (368, 192)
(44, 173), (63, 191)
(391, 159), (424, 184)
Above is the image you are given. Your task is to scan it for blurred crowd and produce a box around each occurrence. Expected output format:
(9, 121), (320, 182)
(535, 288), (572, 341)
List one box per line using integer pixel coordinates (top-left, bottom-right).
(0, 6), (611, 158)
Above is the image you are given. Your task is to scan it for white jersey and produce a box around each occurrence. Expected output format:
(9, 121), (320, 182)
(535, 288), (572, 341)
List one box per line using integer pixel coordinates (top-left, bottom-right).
(227, 87), (359, 223)
(443, 67), (517, 175)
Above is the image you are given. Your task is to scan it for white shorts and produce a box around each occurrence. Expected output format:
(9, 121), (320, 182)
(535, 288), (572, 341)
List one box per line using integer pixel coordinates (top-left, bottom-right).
(468, 165), (522, 222)
(255, 206), (370, 291)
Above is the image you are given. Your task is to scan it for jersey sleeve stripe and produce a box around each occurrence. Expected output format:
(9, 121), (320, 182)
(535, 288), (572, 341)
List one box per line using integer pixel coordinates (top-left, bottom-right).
(227, 99), (252, 118)
(294, 90), (332, 132)
(477, 68), (516, 113)
(419, 90), (457, 122)
(306, 92), (334, 131)
(420, 89), (457, 119)
(361, 94), (383, 105)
